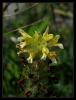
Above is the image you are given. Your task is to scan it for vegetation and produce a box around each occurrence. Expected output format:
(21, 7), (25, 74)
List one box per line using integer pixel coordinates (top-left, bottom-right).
(3, 3), (74, 97)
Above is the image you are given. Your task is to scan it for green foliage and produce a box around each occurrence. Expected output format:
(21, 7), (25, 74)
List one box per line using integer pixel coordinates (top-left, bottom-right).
(3, 3), (73, 97)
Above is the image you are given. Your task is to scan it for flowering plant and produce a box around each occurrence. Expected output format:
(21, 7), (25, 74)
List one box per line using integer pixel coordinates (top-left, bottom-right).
(16, 27), (64, 64)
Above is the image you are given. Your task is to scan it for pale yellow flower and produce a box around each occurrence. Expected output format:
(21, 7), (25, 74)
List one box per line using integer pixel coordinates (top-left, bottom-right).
(16, 27), (64, 63)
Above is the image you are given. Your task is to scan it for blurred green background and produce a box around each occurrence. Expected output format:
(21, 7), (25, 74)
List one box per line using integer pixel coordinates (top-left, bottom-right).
(3, 3), (74, 97)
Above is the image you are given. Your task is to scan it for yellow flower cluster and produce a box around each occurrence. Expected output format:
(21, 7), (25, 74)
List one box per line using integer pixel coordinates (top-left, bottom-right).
(16, 27), (64, 64)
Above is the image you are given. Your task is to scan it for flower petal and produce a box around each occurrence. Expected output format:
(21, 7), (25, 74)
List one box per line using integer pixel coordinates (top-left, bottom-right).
(48, 52), (57, 64)
(20, 42), (26, 48)
(17, 37), (24, 42)
(43, 26), (49, 36)
(44, 34), (53, 41)
(48, 51), (57, 59)
(47, 35), (61, 47)
(41, 53), (47, 60)
(17, 49), (27, 55)
(51, 58), (57, 64)
(18, 28), (32, 38)
(43, 26), (53, 41)
(27, 56), (33, 63)
(41, 47), (49, 60)
(27, 53), (34, 63)
(54, 35), (60, 43)
(42, 47), (49, 54)
(54, 43), (64, 49)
